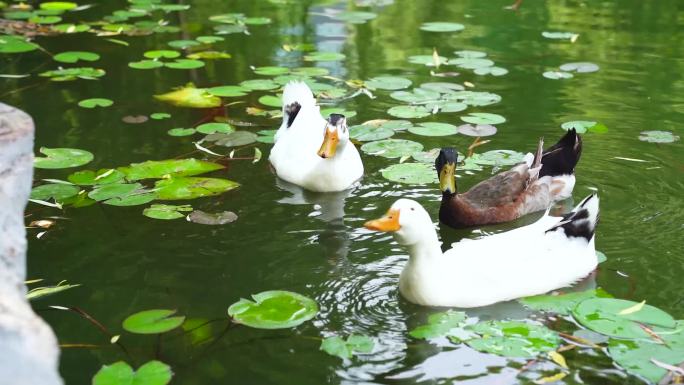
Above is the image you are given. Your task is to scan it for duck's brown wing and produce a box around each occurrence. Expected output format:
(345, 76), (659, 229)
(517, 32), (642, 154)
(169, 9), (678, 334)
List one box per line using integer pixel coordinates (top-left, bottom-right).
(461, 163), (529, 207)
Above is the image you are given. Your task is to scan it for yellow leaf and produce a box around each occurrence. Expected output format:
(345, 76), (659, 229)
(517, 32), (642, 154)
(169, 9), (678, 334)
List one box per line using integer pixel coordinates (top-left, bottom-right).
(534, 372), (567, 384)
(432, 48), (441, 69)
(618, 300), (645, 315)
(548, 351), (568, 369)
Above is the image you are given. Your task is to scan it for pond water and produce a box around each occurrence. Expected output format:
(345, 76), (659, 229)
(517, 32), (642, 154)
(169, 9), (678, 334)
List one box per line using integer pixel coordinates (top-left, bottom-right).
(3, 0), (684, 384)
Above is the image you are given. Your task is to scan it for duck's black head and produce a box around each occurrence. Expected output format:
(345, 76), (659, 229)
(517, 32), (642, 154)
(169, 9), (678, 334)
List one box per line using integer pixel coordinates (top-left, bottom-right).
(435, 148), (458, 195)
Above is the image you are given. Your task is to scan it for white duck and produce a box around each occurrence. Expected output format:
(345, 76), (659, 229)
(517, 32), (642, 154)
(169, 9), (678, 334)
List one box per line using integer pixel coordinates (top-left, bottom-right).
(269, 82), (364, 192)
(364, 194), (599, 307)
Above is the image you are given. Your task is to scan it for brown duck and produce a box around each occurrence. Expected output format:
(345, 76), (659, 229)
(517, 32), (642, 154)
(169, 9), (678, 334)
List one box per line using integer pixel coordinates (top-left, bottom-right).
(436, 129), (582, 229)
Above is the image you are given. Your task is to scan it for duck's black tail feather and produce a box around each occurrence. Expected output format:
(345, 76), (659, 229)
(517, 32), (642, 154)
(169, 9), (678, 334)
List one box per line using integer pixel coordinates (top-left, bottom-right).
(546, 193), (599, 241)
(539, 128), (582, 177)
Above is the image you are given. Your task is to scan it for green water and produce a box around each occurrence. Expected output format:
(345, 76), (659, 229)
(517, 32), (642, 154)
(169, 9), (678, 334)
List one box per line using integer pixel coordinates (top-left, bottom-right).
(3, 0), (684, 383)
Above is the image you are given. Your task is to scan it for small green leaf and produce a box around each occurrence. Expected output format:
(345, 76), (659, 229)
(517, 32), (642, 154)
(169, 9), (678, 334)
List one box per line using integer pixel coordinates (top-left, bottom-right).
(30, 184), (80, 201)
(196, 122), (234, 134)
(639, 130), (680, 143)
(93, 360), (173, 385)
(154, 85), (221, 108)
(304, 51), (345, 62)
(78, 98), (113, 108)
(167, 128), (196, 137)
(54, 51), (100, 63)
(207, 85), (249, 97)
(34, 147), (94, 169)
(381, 162), (438, 185)
(573, 298), (676, 339)
(361, 139), (423, 159)
(144, 50), (181, 59)
(67, 169), (125, 185)
(410, 310), (467, 339)
(408, 122), (458, 136)
(420, 22), (465, 32)
(143, 204), (192, 220)
(365, 76), (412, 91)
(119, 159), (224, 181)
(150, 113), (171, 120)
(228, 290), (318, 329)
(460, 112), (506, 125)
(164, 59), (205, 70)
(520, 288), (613, 315)
(129, 60), (164, 70)
(154, 177), (239, 200)
(123, 309), (185, 334)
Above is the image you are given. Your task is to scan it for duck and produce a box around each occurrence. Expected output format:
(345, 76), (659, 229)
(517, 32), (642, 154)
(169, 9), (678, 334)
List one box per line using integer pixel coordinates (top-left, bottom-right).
(364, 194), (599, 307)
(436, 129), (582, 229)
(269, 82), (364, 192)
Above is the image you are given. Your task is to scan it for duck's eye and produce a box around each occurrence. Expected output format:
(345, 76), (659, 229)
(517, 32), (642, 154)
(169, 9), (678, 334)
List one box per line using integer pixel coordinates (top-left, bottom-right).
(410, 207), (415, 211)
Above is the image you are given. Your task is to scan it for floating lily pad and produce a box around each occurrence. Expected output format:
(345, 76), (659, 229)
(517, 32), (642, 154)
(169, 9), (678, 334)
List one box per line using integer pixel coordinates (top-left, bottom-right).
(461, 112), (506, 125)
(408, 122), (458, 136)
(425, 100), (467, 113)
(155, 85), (221, 108)
(34, 147), (94, 169)
(520, 288), (612, 315)
(168, 39), (200, 49)
(93, 361), (172, 385)
(381, 120), (413, 131)
(150, 113), (171, 120)
(143, 204), (192, 220)
(387, 105), (431, 119)
(187, 51), (231, 60)
(196, 122), (234, 134)
(420, 82), (465, 93)
(258, 95), (282, 108)
(206, 131), (258, 147)
(543, 71), (573, 79)
(350, 125), (395, 141)
(104, 192), (156, 206)
(304, 51), (345, 61)
(292, 67), (329, 76)
(381, 162), (438, 185)
(78, 98), (113, 109)
(196, 35), (224, 44)
(254, 66), (289, 76)
(30, 183), (80, 201)
(454, 50), (487, 58)
(335, 11), (377, 24)
(321, 334), (374, 359)
(207, 85), (249, 97)
(29, 15), (62, 24)
(187, 210), (238, 225)
(474, 66), (508, 76)
(390, 88), (440, 103)
(244, 17), (271, 25)
(167, 128), (196, 137)
(240, 79), (279, 91)
(228, 290), (318, 329)
(365, 76), (412, 90)
(39, 67), (105, 81)
(472, 150), (525, 166)
(52, 24), (91, 33)
(122, 115), (148, 124)
(361, 139), (423, 159)
(560, 120), (599, 134)
(464, 321), (560, 358)
(256, 129), (277, 144)
(120, 159), (224, 181)
(154, 177), (239, 200)
(412, 148), (441, 163)
(165, 59), (205, 69)
(420, 22), (465, 32)
(214, 24), (247, 35)
(560, 62), (599, 73)
(40, 2), (78, 11)
(123, 309), (185, 334)
(542, 31), (578, 40)
(408, 55), (447, 66)
(410, 310), (467, 339)
(573, 298), (676, 339)
(88, 183), (142, 202)
(54, 51), (100, 63)
(144, 50), (180, 59)
(129, 60), (164, 69)
(451, 58), (494, 69)
(638, 130), (680, 143)
(457, 124), (497, 137)
(455, 91), (502, 106)
(68, 169), (125, 185)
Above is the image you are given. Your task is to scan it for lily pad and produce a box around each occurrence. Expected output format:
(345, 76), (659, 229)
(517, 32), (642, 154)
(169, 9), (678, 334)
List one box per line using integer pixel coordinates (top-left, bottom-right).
(321, 334), (374, 359)
(254, 66), (289, 76)
(464, 321), (560, 358)
(460, 112), (506, 125)
(123, 309), (185, 334)
(572, 298), (676, 339)
(144, 50), (180, 59)
(196, 122), (234, 134)
(474, 66), (508, 76)
(228, 290), (318, 329)
(207, 85), (249, 97)
(381, 162), (438, 185)
(425, 101), (467, 113)
(451, 58), (494, 69)
(390, 88), (440, 103)
(34, 147), (94, 169)
(472, 150), (525, 166)
(68, 169), (125, 185)
(256, 129), (277, 144)
(454, 50), (487, 58)
(560, 120), (598, 134)
(455, 91), (502, 106)
(150, 113), (171, 120)
(154, 177), (239, 200)
(206, 131), (258, 147)
(93, 361), (172, 385)
(420, 82), (465, 93)
(381, 120), (413, 131)
(78, 98), (113, 108)
(408, 54), (447, 67)
(168, 39), (200, 49)
(244, 17), (271, 25)
(258, 95), (282, 108)
(143, 204), (192, 220)
(542, 31), (578, 40)
(361, 139), (423, 159)
(187, 210), (238, 225)
(187, 51), (231, 60)
(543, 71), (573, 79)
(350, 125), (395, 142)
(365, 76), (412, 90)
(638, 130), (680, 143)
(54, 51), (100, 63)
(40, 2), (78, 11)
(408, 122), (458, 136)
(420, 22), (465, 32)
(155, 85), (221, 108)
(412, 148), (441, 163)
(39, 67), (105, 81)
(129, 60), (164, 70)
(168, 128), (196, 137)
(104, 192), (156, 207)
(410, 310), (467, 339)
(239, 79), (279, 91)
(560, 62), (599, 73)
(457, 124), (497, 137)
(335, 11), (377, 24)
(196, 36), (224, 44)
(30, 183), (80, 201)
(119, 159), (225, 181)
(387, 105), (431, 119)
(520, 288), (612, 315)
(165, 59), (205, 69)
(304, 51), (345, 61)
(88, 183), (142, 202)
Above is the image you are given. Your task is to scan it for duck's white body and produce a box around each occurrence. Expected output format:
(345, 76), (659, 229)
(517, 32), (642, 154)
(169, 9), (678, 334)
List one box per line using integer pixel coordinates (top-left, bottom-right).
(269, 82), (363, 192)
(365, 195), (599, 308)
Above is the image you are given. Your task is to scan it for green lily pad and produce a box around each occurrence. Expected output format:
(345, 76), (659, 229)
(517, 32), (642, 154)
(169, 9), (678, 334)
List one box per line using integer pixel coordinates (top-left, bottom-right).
(254, 66), (290, 76)
(168, 39), (200, 49)
(206, 131), (258, 147)
(335, 11), (377, 24)
(408, 122), (458, 136)
(39, 67), (105, 81)
(304, 51), (345, 61)
(472, 150), (525, 166)
(52, 24), (91, 33)
(320, 107), (357, 119)
(454, 50), (487, 58)
(390, 88), (440, 103)
(361, 139), (423, 159)
(143, 204), (193, 220)
(88, 183), (142, 202)
(520, 288), (613, 315)
(228, 290), (318, 329)
(425, 100), (467, 113)
(54, 51), (100, 63)
(196, 35), (224, 44)
(460, 112), (506, 125)
(639, 130), (680, 143)
(365, 76), (412, 90)
(420, 82), (465, 93)
(186, 51), (231, 60)
(155, 85), (221, 108)
(165, 59), (205, 69)
(244, 17), (271, 25)
(207, 85), (249, 97)
(239, 79), (279, 91)
(451, 58), (494, 69)
(455, 91), (502, 106)
(187, 210), (238, 225)
(29, 15), (62, 24)
(68, 169), (125, 185)
(40, 1), (78, 11)
(30, 183), (80, 201)
(410, 310), (467, 339)
(214, 24), (247, 35)
(420, 22), (465, 32)
(144, 50), (181, 59)
(543, 71), (573, 79)
(350, 125), (395, 142)
(597, 251), (608, 264)
(78, 98), (113, 108)
(154, 177), (239, 200)
(123, 309), (185, 334)
(381, 162), (438, 185)
(292, 67), (329, 76)
(256, 129), (277, 144)
(321, 334), (374, 359)
(34, 147), (94, 169)
(104, 192), (156, 206)
(387, 105), (432, 119)
(542, 31), (578, 40)
(129, 60), (164, 69)
(119, 159), (224, 181)
(93, 361), (172, 385)
(196, 122), (234, 134)
(474, 66), (508, 76)
(464, 321), (560, 358)
(573, 298), (677, 339)
(560, 120), (598, 134)
(150, 113), (171, 120)
(560, 62), (599, 73)
(167, 128), (196, 137)
(0, 35), (38, 53)
(411, 148), (441, 163)
(457, 124), (497, 137)
(258, 95), (282, 108)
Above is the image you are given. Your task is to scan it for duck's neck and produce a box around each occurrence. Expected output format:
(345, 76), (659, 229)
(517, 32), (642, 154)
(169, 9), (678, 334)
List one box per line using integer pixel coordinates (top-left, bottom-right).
(402, 231), (443, 265)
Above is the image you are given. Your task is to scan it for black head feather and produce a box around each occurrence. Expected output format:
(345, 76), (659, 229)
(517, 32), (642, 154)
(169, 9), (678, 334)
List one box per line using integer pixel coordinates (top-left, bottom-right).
(285, 102), (301, 128)
(328, 113), (345, 126)
(435, 148), (458, 173)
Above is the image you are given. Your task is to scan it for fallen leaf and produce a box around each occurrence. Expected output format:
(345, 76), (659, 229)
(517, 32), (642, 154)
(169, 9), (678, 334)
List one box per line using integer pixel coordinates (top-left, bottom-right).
(618, 300), (646, 315)
(548, 351), (568, 369)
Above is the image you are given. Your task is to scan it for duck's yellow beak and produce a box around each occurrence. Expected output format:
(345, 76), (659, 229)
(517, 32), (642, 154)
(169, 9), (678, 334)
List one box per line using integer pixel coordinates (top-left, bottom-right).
(364, 209), (401, 232)
(439, 163), (456, 194)
(317, 125), (339, 159)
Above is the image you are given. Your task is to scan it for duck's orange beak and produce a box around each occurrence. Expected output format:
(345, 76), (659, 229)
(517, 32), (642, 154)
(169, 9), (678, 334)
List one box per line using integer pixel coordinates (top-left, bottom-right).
(364, 209), (401, 232)
(317, 126), (339, 159)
